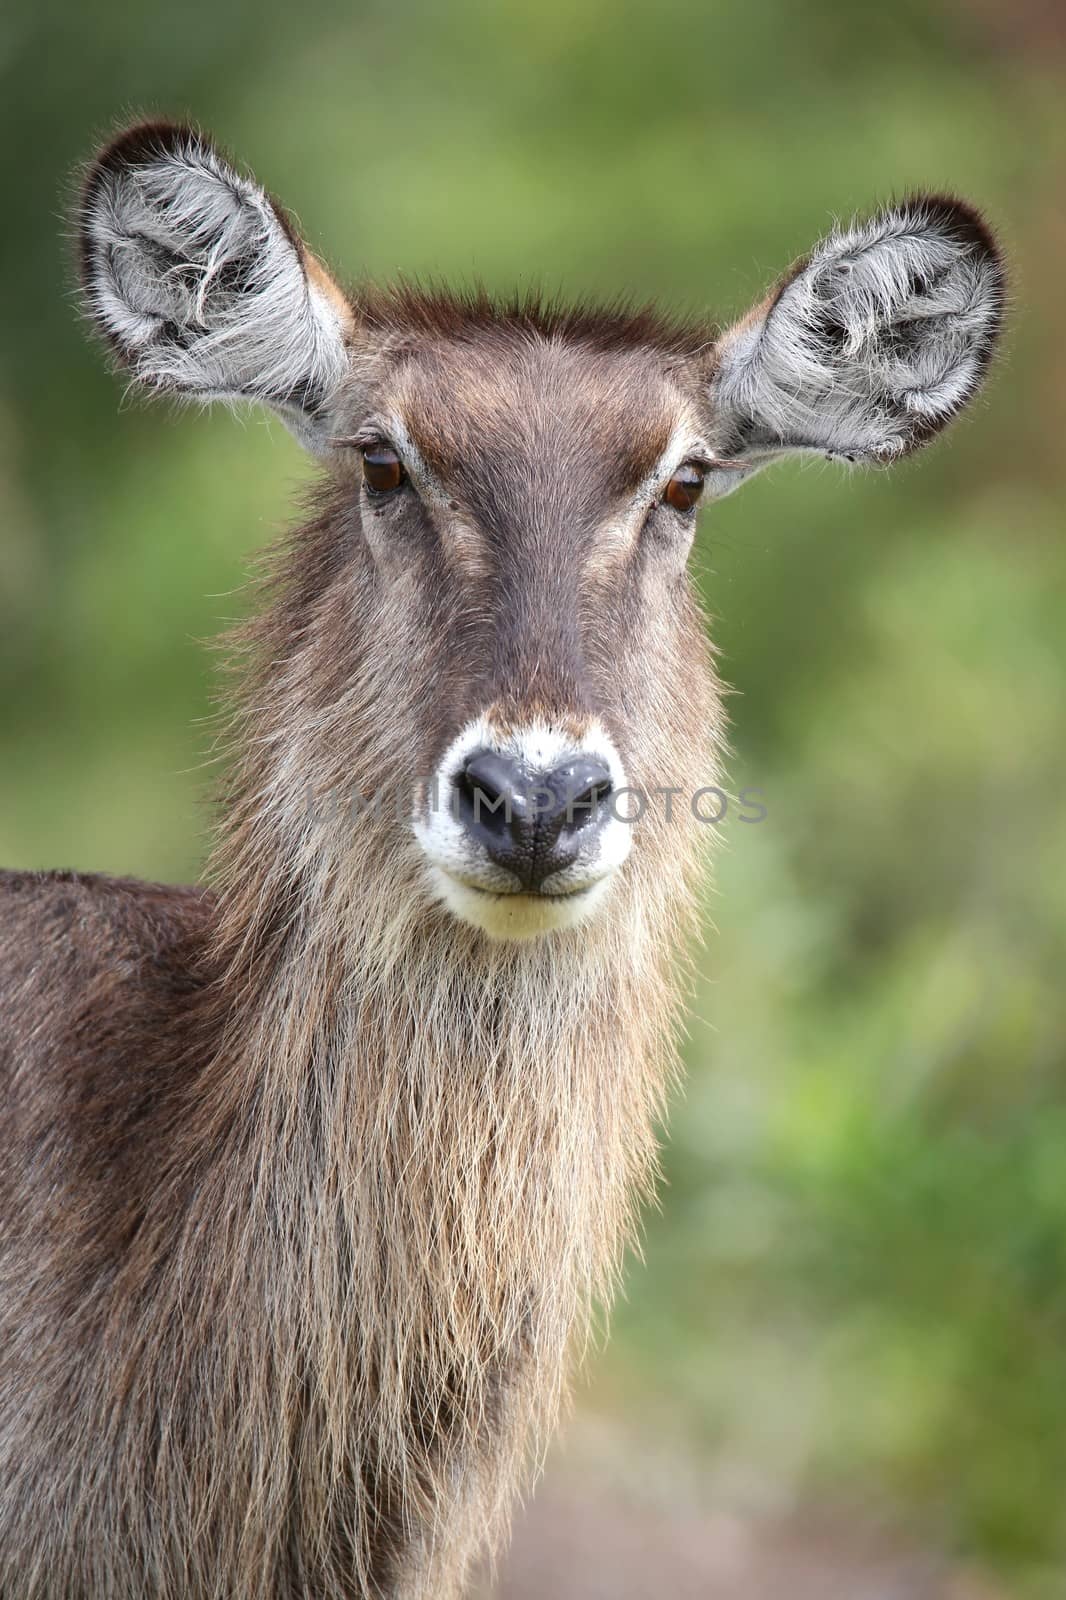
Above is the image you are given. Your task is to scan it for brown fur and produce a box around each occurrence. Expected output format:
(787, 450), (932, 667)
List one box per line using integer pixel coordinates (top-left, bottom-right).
(2, 121), (1002, 1597)
(0, 313), (720, 1598)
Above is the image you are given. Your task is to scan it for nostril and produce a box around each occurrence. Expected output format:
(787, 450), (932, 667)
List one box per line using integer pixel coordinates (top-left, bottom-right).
(455, 767), (500, 820)
(456, 750), (528, 838)
(551, 758), (613, 830)
(569, 776), (612, 826)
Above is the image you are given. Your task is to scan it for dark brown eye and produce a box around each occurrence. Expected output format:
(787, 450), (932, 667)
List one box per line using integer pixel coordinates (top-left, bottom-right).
(662, 463), (706, 514)
(362, 444), (406, 497)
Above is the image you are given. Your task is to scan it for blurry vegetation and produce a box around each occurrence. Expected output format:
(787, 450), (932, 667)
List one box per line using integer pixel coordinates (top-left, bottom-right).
(1, 0), (1064, 1591)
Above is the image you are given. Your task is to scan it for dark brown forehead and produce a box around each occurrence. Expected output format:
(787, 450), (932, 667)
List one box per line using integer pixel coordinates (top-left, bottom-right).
(360, 289), (716, 506)
(393, 333), (685, 503)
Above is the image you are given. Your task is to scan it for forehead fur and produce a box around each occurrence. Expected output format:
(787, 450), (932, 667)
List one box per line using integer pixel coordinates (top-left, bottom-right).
(365, 289), (712, 501)
(361, 283), (718, 360)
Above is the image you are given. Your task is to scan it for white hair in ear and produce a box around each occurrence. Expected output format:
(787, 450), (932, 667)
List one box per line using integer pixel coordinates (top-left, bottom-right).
(79, 123), (353, 450)
(707, 195), (1005, 482)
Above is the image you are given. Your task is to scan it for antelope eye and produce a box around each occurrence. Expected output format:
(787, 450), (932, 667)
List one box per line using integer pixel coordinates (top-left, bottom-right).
(662, 463), (706, 514)
(361, 444), (406, 497)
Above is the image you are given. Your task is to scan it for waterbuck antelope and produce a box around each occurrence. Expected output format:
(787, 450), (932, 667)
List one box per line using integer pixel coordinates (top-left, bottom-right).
(0, 122), (1004, 1599)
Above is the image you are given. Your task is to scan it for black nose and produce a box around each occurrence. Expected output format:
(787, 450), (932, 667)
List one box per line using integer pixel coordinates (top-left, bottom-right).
(455, 749), (614, 891)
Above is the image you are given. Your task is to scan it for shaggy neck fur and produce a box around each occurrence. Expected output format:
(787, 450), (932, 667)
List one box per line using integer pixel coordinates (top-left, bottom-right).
(74, 508), (717, 1600)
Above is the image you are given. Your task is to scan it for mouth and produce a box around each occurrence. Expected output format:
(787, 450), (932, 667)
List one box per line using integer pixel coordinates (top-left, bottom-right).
(443, 874), (605, 903)
(427, 865), (617, 940)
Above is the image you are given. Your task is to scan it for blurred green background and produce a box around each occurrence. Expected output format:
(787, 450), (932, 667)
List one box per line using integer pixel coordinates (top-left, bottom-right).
(2, 1), (1064, 1593)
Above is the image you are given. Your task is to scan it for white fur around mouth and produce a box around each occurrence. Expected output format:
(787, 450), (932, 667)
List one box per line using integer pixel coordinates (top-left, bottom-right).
(428, 865), (616, 940)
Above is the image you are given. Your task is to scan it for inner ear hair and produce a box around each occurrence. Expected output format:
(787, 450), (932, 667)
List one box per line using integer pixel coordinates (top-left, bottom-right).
(78, 121), (353, 444)
(709, 192), (1006, 471)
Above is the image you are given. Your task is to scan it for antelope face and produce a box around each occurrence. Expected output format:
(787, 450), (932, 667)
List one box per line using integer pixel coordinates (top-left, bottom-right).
(354, 332), (717, 939)
(79, 124), (1005, 941)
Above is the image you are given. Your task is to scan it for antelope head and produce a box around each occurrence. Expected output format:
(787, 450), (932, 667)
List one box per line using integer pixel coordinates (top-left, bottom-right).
(80, 125), (1004, 940)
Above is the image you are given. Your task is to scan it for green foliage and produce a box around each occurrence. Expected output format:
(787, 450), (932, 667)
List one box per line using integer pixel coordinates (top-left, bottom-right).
(1, 0), (1063, 1587)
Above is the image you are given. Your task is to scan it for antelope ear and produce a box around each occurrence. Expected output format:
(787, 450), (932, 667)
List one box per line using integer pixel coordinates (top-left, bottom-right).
(702, 196), (1005, 496)
(78, 122), (355, 452)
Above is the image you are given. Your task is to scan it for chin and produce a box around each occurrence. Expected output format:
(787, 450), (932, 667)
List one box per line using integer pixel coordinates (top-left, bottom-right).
(428, 867), (616, 941)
